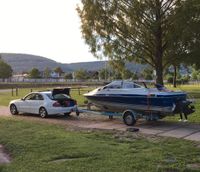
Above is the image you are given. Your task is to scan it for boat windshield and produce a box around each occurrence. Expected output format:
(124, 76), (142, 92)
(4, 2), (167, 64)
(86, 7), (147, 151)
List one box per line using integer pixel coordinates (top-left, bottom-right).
(103, 81), (142, 89)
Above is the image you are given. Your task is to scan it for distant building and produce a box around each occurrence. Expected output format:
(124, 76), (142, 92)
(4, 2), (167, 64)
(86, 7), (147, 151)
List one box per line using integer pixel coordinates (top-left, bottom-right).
(12, 73), (28, 82)
(50, 71), (60, 78)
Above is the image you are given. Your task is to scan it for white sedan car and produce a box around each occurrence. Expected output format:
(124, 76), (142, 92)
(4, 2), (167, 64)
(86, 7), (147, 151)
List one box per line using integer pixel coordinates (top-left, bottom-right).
(9, 88), (79, 118)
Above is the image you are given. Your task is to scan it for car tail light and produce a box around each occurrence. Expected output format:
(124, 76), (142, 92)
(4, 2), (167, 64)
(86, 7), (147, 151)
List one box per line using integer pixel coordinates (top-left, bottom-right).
(53, 102), (61, 107)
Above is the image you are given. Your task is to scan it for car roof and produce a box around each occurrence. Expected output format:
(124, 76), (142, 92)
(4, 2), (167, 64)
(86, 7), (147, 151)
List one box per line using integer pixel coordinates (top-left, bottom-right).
(39, 91), (52, 94)
(28, 91), (52, 95)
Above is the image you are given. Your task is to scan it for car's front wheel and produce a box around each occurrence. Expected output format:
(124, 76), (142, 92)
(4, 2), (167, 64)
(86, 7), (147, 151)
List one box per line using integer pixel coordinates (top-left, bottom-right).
(10, 104), (18, 115)
(39, 107), (48, 118)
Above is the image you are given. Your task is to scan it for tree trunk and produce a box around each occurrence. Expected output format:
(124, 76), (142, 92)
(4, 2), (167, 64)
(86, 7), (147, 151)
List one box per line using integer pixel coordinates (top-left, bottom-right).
(155, 0), (164, 86)
(155, 65), (164, 85)
(173, 65), (177, 88)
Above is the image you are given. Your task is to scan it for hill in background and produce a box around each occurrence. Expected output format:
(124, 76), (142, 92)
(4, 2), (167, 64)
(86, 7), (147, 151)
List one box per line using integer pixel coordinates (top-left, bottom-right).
(1, 53), (145, 74)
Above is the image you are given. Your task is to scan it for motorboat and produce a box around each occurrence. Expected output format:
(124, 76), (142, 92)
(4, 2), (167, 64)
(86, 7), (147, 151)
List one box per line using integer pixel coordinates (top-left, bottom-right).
(84, 81), (195, 124)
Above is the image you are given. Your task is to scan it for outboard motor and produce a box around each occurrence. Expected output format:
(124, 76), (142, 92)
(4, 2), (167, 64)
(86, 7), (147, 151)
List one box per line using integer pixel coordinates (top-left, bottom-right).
(174, 100), (195, 116)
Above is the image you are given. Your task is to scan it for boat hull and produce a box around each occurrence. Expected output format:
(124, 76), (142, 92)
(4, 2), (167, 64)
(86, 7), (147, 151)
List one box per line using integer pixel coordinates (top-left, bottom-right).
(85, 94), (186, 114)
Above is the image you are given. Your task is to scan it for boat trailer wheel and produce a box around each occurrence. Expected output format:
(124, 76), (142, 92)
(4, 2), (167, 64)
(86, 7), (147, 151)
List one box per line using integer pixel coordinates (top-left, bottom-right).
(123, 111), (137, 126)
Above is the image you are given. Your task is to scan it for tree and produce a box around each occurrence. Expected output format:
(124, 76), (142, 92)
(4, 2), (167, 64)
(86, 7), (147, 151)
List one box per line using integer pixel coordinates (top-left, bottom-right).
(175, 0), (200, 69)
(29, 68), (41, 78)
(122, 69), (133, 80)
(44, 67), (51, 78)
(109, 59), (138, 80)
(142, 68), (154, 80)
(54, 67), (64, 77)
(74, 69), (89, 80)
(109, 59), (125, 79)
(88, 71), (99, 80)
(164, 0), (200, 86)
(0, 59), (13, 80)
(191, 68), (200, 80)
(64, 73), (73, 80)
(99, 68), (112, 80)
(78, 0), (200, 85)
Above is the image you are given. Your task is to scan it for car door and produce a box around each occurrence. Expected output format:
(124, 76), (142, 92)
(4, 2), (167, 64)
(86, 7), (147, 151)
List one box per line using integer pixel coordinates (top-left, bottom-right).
(20, 93), (37, 113)
(31, 93), (44, 114)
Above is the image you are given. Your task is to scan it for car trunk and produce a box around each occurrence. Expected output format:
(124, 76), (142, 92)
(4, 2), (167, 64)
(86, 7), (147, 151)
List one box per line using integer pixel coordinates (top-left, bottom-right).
(56, 99), (76, 107)
(52, 88), (76, 107)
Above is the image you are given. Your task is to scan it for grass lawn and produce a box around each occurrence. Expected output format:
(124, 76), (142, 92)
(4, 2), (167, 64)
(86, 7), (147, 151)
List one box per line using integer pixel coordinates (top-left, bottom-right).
(0, 117), (200, 172)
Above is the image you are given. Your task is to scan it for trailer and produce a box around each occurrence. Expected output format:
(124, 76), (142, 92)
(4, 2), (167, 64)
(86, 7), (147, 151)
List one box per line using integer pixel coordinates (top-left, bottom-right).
(77, 107), (164, 126)
(77, 99), (195, 126)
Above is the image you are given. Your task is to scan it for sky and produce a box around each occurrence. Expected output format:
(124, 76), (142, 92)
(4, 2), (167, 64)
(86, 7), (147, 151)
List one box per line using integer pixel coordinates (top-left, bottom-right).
(0, 0), (99, 63)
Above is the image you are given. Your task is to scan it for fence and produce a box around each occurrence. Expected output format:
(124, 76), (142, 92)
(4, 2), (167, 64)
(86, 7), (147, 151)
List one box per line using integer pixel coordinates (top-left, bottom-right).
(9, 87), (93, 97)
(0, 81), (105, 89)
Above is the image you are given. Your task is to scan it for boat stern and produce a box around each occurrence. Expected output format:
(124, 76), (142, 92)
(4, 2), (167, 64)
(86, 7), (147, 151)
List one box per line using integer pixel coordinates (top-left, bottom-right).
(173, 99), (195, 115)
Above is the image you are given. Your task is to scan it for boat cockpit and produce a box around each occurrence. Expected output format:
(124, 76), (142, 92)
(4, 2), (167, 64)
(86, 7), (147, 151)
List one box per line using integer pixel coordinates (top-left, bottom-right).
(102, 81), (143, 90)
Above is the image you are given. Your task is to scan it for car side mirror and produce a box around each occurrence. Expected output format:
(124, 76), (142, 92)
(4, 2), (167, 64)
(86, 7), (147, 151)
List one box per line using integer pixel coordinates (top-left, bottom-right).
(21, 98), (25, 101)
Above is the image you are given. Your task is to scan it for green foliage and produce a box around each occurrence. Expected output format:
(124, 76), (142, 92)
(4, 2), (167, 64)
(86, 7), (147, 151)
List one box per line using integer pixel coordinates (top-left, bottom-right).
(99, 68), (113, 80)
(109, 60), (137, 80)
(132, 73), (139, 80)
(74, 69), (89, 80)
(166, 73), (190, 84)
(89, 71), (99, 80)
(173, 0), (200, 68)
(122, 69), (133, 80)
(166, 75), (174, 84)
(180, 75), (190, 84)
(29, 68), (41, 78)
(0, 59), (13, 79)
(54, 67), (64, 77)
(109, 60), (125, 79)
(191, 68), (200, 80)
(78, 0), (200, 85)
(142, 68), (154, 80)
(64, 73), (73, 80)
(44, 67), (51, 78)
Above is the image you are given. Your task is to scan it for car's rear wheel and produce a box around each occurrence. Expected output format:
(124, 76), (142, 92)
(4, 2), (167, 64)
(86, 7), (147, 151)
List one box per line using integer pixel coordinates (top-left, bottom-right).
(39, 107), (48, 118)
(10, 104), (18, 115)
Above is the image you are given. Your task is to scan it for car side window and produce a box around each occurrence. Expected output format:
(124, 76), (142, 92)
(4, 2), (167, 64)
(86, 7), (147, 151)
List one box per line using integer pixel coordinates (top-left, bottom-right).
(24, 93), (35, 100)
(24, 93), (44, 100)
(35, 94), (44, 100)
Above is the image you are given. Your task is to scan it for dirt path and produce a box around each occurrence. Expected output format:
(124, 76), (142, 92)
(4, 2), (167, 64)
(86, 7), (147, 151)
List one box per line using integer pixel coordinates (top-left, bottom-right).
(0, 145), (10, 164)
(0, 106), (10, 117)
(1, 106), (200, 142)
